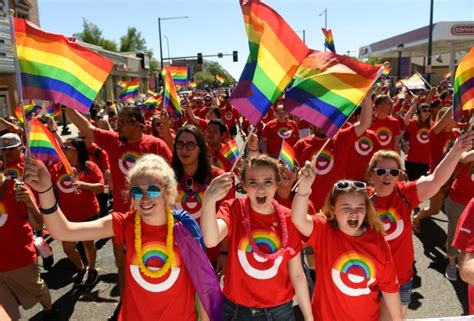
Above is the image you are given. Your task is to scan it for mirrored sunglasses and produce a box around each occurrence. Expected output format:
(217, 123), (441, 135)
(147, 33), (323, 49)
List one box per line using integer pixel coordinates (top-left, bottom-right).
(129, 185), (161, 200)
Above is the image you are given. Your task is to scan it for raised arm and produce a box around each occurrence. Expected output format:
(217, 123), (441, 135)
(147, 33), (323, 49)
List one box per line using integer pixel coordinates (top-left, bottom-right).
(416, 130), (474, 202)
(24, 157), (114, 241)
(431, 108), (452, 135)
(65, 107), (96, 140)
(291, 161), (316, 237)
(353, 94), (373, 137)
(403, 97), (418, 127)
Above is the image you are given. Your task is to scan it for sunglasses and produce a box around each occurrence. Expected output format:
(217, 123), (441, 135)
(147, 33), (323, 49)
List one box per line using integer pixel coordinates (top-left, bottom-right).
(176, 141), (198, 151)
(374, 168), (401, 177)
(129, 185), (161, 200)
(420, 108), (431, 113)
(331, 180), (366, 198)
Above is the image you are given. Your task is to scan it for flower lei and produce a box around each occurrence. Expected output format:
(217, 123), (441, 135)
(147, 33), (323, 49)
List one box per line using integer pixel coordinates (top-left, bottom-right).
(241, 197), (294, 260)
(134, 208), (175, 278)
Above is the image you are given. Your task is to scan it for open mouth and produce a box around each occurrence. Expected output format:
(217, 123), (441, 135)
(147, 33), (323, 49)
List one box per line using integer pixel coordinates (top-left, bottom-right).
(347, 219), (359, 228)
(256, 196), (267, 205)
(140, 204), (156, 211)
(382, 181), (391, 186)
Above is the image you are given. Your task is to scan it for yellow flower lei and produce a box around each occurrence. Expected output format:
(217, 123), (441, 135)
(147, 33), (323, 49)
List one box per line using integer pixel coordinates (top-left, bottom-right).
(134, 208), (175, 278)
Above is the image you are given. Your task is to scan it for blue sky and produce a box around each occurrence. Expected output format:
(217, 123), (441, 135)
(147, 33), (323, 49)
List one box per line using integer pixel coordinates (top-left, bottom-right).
(38, 0), (473, 79)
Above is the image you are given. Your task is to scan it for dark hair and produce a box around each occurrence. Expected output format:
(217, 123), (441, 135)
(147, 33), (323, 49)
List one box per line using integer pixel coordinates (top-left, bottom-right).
(374, 94), (391, 107)
(172, 125), (211, 185)
(416, 103), (432, 128)
(431, 99), (442, 109)
(119, 106), (145, 126)
(66, 137), (90, 172)
(440, 90), (448, 100)
(207, 118), (227, 135)
(208, 107), (221, 119)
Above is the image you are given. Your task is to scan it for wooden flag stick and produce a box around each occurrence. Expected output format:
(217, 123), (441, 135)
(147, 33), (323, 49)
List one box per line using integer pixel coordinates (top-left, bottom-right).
(415, 71), (433, 89)
(229, 126), (254, 174)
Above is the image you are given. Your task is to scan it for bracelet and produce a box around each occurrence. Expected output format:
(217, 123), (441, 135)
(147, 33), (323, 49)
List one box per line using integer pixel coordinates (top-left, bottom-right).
(220, 251), (228, 256)
(38, 185), (53, 194)
(39, 202), (58, 215)
(296, 189), (312, 197)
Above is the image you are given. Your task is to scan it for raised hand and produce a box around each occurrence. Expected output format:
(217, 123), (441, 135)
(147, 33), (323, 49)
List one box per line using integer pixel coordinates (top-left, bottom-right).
(204, 172), (234, 203)
(23, 157), (53, 193)
(296, 161), (315, 195)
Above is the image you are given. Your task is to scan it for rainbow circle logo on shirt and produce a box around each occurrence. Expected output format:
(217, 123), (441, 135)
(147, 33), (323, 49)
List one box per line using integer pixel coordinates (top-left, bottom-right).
(354, 136), (373, 156)
(442, 138), (455, 154)
(225, 111), (233, 120)
(331, 251), (376, 297)
(118, 151), (140, 175)
(416, 128), (430, 145)
(376, 127), (393, 146)
(0, 202), (8, 227)
(314, 149), (334, 175)
(4, 167), (20, 179)
(178, 191), (203, 219)
(377, 207), (404, 241)
(237, 230), (284, 280)
(277, 128), (293, 139)
(130, 242), (181, 293)
(56, 173), (76, 194)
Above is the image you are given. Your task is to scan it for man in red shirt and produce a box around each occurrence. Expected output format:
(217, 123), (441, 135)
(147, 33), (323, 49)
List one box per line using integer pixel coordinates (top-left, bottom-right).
(206, 119), (233, 172)
(369, 95), (401, 153)
(1, 133), (24, 180)
(262, 104), (300, 158)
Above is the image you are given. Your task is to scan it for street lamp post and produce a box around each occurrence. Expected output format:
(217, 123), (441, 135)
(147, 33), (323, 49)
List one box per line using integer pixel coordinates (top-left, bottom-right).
(426, 0), (434, 83)
(296, 30), (306, 44)
(319, 9), (327, 51)
(163, 35), (170, 59)
(397, 43), (404, 81)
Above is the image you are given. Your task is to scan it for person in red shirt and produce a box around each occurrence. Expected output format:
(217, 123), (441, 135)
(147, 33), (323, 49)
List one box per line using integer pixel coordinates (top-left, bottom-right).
(369, 95), (401, 153)
(206, 119), (233, 172)
(50, 137), (104, 288)
(221, 95), (241, 138)
(452, 199), (474, 315)
(292, 167), (401, 321)
(24, 155), (220, 321)
(201, 155), (313, 320)
(262, 105), (300, 158)
(149, 110), (175, 151)
(365, 130), (474, 319)
(1, 133), (24, 180)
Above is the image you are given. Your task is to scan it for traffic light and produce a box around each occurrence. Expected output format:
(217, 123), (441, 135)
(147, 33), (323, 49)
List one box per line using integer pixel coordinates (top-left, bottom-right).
(233, 51), (238, 62)
(197, 53), (203, 64)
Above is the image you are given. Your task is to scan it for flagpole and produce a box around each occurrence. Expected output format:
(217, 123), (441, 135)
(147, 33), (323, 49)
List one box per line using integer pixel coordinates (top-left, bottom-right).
(415, 71), (433, 89)
(229, 127), (254, 174)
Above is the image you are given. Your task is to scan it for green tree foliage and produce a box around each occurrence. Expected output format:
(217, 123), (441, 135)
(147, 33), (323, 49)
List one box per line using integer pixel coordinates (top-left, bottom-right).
(74, 18), (118, 52)
(119, 27), (147, 52)
(203, 60), (236, 85)
(194, 71), (216, 88)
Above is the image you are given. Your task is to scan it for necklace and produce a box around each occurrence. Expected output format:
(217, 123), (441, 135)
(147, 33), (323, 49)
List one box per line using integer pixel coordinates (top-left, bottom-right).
(134, 208), (175, 278)
(241, 198), (294, 260)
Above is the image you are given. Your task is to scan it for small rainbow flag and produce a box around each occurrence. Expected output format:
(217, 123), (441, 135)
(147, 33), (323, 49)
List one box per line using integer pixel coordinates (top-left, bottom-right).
(147, 89), (157, 96)
(163, 68), (182, 119)
(279, 140), (296, 169)
(444, 71), (452, 79)
(188, 81), (197, 88)
(453, 47), (474, 119)
(322, 28), (336, 53)
(395, 80), (403, 88)
(229, 0), (309, 125)
(400, 73), (426, 90)
(220, 139), (240, 165)
(163, 66), (188, 86)
(29, 118), (73, 174)
(381, 66), (391, 78)
(45, 103), (62, 117)
(216, 74), (225, 84)
(14, 18), (113, 113)
(15, 99), (42, 124)
(119, 78), (140, 101)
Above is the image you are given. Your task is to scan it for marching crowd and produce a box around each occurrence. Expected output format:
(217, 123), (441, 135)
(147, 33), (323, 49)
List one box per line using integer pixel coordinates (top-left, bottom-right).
(0, 78), (473, 321)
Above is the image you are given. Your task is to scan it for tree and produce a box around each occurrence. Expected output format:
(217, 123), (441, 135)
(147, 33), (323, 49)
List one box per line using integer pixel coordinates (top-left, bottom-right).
(74, 18), (118, 52)
(194, 71), (216, 88)
(120, 27), (147, 52)
(203, 60), (236, 84)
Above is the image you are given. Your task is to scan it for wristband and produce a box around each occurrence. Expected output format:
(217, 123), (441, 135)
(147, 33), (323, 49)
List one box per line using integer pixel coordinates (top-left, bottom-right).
(40, 202), (58, 215)
(38, 185), (54, 194)
(220, 251), (228, 256)
(296, 189), (312, 197)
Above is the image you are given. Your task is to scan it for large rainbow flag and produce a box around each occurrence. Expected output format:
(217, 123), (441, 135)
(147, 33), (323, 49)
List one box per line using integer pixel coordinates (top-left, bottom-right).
(163, 68), (182, 119)
(29, 118), (73, 174)
(453, 47), (474, 119)
(285, 50), (382, 138)
(118, 78), (140, 101)
(229, 0), (309, 125)
(13, 18), (113, 113)
(163, 66), (189, 86)
(400, 73), (425, 90)
(322, 28), (336, 53)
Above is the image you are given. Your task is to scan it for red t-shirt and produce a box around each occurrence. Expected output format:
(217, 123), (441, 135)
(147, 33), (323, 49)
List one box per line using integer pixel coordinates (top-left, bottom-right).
(262, 119), (300, 157)
(261, 108), (274, 124)
(405, 120), (431, 165)
(0, 179), (37, 272)
(93, 129), (172, 212)
(370, 181), (420, 284)
(308, 217), (399, 321)
(452, 199), (474, 315)
(429, 129), (459, 172)
(87, 143), (110, 173)
(4, 153), (24, 180)
(217, 198), (303, 307)
(448, 164), (474, 205)
(369, 116), (401, 151)
(222, 107), (240, 129)
(50, 162), (103, 222)
(112, 211), (197, 321)
(274, 194), (317, 216)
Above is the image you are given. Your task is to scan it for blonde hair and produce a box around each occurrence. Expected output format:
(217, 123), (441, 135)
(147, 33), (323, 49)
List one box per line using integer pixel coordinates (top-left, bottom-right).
(127, 154), (178, 206)
(365, 150), (403, 182)
(321, 183), (385, 234)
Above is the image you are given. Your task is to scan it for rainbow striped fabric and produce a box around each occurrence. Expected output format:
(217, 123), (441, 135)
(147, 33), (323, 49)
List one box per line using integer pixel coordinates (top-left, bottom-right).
(381, 66), (391, 78)
(14, 18), (113, 113)
(118, 79), (140, 101)
(29, 118), (73, 174)
(216, 74), (225, 84)
(163, 66), (189, 86)
(400, 73), (425, 90)
(285, 50), (382, 138)
(15, 99), (42, 124)
(45, 103), (62, 117)
(279, 140), (296, 169)
(453, 47), (474, 118)
(188, 81), (197, 88)
(163, 68), (182, 119)
(147, 89), (157, 96)
(229, 0), (309, 125)
(220, 139), (240, 165)
(322, 28), (336, 53)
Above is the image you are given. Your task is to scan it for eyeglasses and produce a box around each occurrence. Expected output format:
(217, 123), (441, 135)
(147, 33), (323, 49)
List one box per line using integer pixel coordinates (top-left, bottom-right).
(129, 185), (161, 200)
(331, 180), (366, 198)
(374, 168), (401, 177)
(421, 108), (431, 113)
(176, 141), (198, 151)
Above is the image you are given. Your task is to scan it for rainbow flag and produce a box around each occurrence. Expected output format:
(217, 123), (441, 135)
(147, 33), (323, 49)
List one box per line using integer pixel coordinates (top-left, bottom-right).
(322, 28), (336, 53)
(444, 71), (452, 79)
(220, 139), (240, 165)
(119, 78), (139, 101)
(285, 50), (382, 138)
(163, 68), (182, 119)
(395, 80), (403, 88)
(279, 140), (296, 169)
(216, 74), (225, 84)
(188, 81), (197, 88)
(138, 95), (162, 112)
(147, 89), (157, 96)
(400, 73), (425, 90)
(45, 103), (62, 117)
(229, 0), (309, 125)
(453, 47), (474, 119)
(13, 18), (113, 113)
(15, 99), (42, 124)
(381, 66), (391, 79)
(163, 66), (188, 86)
(29, 118), (73, 174)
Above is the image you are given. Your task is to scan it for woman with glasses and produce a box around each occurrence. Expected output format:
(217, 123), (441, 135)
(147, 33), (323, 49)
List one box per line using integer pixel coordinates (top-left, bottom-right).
(365, 128), (474, 320)
(50, 137), (104, 288)
(402, 100), (433, 181)
(292, 165), (401, 321)
(24, 154), (220, 321)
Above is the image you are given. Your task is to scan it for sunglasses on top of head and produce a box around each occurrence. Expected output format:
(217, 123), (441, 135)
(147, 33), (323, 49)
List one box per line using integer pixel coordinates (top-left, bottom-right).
(331, 180), (366, 198)
(373, 168), (401, 177)
(129, 185), (161, 200)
